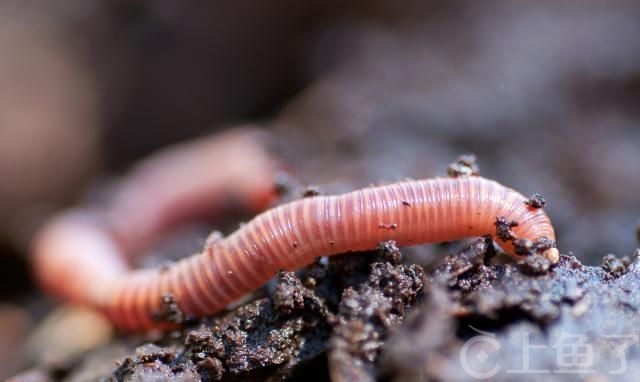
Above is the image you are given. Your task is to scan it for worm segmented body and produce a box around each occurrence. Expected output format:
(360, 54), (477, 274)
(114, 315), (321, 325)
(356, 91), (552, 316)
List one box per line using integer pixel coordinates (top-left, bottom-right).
(32, 136), (556, 331)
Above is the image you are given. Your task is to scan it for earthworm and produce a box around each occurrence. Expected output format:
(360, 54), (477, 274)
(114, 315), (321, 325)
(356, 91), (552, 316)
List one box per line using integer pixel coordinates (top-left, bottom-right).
(102, 127), (279, 256)
(32, 127), (279, 325)
(32, 140), (557, 331)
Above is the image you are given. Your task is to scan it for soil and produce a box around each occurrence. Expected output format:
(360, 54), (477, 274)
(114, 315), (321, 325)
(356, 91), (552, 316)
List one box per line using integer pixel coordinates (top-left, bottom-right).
(10, 242), (640, 381)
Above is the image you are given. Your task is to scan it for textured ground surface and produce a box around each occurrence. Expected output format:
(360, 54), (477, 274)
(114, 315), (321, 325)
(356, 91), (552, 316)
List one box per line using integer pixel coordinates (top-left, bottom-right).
(10, 241), (640, 381)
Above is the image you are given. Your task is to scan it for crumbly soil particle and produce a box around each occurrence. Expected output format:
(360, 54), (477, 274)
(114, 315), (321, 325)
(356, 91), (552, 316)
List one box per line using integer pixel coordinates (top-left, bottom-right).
(600, 253), (629, 278)
(301, 186), (321, 198)
(153, 294), (186, 326)
(328, 242), (425, 382)
(493, 217), (519, 242)
(524, 193), (547, 209)
(446, 154), (480, 178)
(516, 254), (552, 275)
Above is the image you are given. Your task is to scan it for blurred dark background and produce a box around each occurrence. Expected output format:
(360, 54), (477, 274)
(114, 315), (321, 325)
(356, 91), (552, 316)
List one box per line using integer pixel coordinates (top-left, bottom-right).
(1, 0), (639, 377)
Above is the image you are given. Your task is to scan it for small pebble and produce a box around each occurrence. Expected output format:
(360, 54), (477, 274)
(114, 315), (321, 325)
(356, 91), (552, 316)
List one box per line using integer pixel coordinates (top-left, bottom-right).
(25, 305), (113, 366)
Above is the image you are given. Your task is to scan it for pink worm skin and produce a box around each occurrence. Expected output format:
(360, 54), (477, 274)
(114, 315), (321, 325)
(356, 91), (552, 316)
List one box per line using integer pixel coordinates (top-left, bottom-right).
(33, 141), (556, 331)
(32, 127), (279, 328)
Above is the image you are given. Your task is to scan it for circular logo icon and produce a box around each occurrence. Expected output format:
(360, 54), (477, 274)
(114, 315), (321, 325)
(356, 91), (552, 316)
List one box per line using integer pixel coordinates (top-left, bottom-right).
(460, 326), (502, 379)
